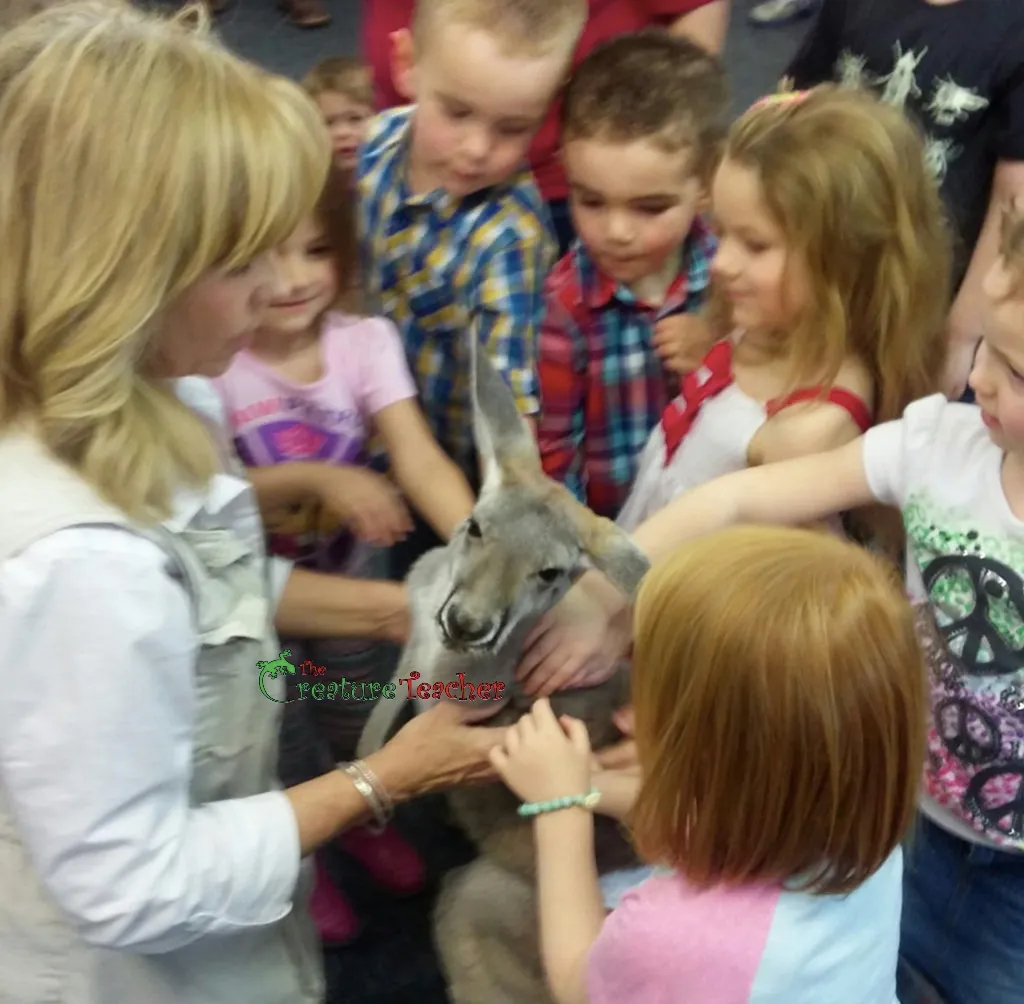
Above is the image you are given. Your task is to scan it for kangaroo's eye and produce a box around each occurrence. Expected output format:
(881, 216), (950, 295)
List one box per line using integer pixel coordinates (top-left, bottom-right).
(537, 567), (563, 584)
(466, 518), (482, 539)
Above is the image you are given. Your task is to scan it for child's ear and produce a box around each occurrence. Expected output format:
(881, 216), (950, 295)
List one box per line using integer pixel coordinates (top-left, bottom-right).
(389, 29), (416, 102)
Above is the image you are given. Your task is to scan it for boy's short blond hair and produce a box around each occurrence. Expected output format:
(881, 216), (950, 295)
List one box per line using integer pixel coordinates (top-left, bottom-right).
(561, 30), (728, 182)
(1001, 203), (1024, 296)
(411, 0), (586, 58)
(302, 55), (372, 107)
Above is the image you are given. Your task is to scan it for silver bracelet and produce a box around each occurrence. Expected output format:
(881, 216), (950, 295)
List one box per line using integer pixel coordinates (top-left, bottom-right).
(340, 759), (393, 834)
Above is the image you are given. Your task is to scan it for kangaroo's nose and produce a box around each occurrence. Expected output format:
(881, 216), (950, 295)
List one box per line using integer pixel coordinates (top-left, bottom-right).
(442, 604), (494, 647)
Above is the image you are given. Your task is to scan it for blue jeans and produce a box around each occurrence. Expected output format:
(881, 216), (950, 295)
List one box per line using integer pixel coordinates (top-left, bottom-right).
(897, 815), (1024, 1004)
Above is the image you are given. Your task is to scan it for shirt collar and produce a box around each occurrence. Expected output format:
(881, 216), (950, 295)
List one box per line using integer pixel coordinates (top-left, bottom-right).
(578, 214), (717, 312)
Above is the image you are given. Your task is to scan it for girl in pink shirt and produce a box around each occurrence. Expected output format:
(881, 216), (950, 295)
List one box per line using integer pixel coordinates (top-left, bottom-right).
(214, 164), (476, 944)
(492, 525), (926, 1003)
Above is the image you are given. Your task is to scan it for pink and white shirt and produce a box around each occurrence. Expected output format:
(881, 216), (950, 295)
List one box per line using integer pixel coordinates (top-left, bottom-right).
(588, 852), (903, 1003)
(213, 313), (416, 576)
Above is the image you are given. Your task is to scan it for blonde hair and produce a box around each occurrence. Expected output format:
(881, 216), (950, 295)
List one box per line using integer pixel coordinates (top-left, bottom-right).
(713, 85), (951, 425)
(411, 0), (586, 58)
(303, 55), (372, 107)
(630, 525), (927, 896)
(0, 1), (330, 522)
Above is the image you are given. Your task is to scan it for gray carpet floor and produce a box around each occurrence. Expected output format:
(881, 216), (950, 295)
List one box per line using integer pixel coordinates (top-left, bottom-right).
(205, 3), (812, 1000)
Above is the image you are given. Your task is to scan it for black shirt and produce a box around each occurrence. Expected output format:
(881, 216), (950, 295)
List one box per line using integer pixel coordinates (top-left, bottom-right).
(787, 0), (1024, 285)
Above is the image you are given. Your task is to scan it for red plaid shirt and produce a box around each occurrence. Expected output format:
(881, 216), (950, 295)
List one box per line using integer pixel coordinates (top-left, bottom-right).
(538, 220), (716, 518)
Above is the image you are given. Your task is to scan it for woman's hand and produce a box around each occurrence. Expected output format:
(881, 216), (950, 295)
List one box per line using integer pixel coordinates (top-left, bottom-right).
(312, 465), (413, 546)
(490, 698), (592, 804)
(516, 579), (631, 696)
(371, 701), (509, 800)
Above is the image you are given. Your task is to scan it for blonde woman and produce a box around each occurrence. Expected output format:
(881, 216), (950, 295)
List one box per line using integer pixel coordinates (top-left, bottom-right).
(0, 4), (505, 1002)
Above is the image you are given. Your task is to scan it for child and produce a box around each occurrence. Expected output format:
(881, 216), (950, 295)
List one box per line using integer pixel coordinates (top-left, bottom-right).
(214, 164), (476, 943)
(537, 31), (726, 520)
(782, 0), (1024, 397)
(302, 56), (374, 174)
(493, 525), (925, 1003)
(518, 85), (950, 697)
(356, 0), (586, 573)
(361, 0), (732, 257)
(549, 205), (1024, 1004)
(617, 85), (949, 538)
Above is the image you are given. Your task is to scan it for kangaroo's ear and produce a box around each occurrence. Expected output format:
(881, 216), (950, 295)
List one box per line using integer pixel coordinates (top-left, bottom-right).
(565, 501), (650, 599)
(471, 341), (540, 489)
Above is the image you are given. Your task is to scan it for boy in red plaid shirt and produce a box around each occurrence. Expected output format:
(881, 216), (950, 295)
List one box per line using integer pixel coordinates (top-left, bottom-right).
(537, 31), (726, 518)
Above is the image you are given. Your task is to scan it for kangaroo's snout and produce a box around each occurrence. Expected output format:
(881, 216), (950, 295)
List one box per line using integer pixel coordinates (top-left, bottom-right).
(439, 598), (505, 651)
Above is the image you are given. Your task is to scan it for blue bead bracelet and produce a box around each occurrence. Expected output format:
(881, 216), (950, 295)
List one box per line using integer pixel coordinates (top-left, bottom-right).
(517, 788), (602, 817)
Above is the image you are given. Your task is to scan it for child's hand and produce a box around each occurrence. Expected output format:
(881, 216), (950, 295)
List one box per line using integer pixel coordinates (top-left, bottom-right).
(517, 582), (630, 696)
(593, 705), (639, 772)
(490, 698), (592, 805)
(314, 466), (414, 546)
(652, 313), (712, 377)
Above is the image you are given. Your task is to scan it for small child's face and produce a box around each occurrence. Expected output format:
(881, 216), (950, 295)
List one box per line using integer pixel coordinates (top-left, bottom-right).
(404, 23), (565, 197)
(969, 258), (1024, 454)
(315, 90), (373, 172)
(565, 137), (703, 287)
(262, 215), (338, 336)
(709, 156), (809, 336)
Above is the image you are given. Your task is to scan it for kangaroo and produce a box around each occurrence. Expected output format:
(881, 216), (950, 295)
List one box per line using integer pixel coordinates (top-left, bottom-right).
(357, 347), (649, 1004)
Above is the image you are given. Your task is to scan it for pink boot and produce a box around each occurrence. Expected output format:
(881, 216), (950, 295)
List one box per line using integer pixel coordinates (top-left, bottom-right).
(339, 824), (426, 896)
(309, 855), (360, 945)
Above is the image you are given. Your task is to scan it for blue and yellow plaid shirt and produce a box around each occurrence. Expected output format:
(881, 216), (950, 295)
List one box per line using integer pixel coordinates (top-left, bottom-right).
(357, 107), (555, 473)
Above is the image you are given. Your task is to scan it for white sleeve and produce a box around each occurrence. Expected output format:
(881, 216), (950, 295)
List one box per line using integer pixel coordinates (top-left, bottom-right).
(0, 527), (301, 954)
(861, 393), (949, 509)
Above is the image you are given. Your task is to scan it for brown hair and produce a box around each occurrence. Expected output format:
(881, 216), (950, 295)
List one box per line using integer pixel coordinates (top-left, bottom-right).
(630, 525), (927, 896)
(314, 161), (361, 310)
(561, 30), (728, 182)
(302, 55), (372, 107)
(711, 85), (951, 426)
(1000, 202), (1024, 297)
(411, 0), (586, 58)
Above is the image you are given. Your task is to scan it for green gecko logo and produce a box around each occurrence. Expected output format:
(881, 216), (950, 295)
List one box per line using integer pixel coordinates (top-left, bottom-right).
(257, 649), (297, 701)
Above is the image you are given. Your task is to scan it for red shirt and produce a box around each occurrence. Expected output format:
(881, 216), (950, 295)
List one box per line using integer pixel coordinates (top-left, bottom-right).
(361, 0), (718, 202)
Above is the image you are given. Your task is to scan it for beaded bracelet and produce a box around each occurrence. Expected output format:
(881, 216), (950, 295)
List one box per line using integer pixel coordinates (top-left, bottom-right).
(340, 759), (393, 834)
(517, 788), (602, 817)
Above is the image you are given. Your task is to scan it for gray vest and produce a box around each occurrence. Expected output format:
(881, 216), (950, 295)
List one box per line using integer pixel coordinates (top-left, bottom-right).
(0, 431), (324, 1004)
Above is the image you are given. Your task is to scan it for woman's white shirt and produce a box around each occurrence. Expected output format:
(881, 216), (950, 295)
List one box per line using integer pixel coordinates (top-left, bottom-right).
(0, 378), (300, 953)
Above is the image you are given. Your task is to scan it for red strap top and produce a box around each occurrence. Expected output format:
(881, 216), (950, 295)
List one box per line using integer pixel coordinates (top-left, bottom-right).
(660, 342), (873, 463)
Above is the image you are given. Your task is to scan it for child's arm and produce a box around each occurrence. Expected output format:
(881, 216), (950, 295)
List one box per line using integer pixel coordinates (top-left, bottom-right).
(490, 700), (606, 1004)
(592, 767), (641, 822)
(246, 461), (326, 515)
(947, 159), (1024, 396)
(536, 284), (588, 499)
(519, 435), (879, 690)
(374, 399), (476, 540)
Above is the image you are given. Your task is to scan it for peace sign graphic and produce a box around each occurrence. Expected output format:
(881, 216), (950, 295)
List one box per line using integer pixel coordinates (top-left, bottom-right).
(922, 554), (1024, 677)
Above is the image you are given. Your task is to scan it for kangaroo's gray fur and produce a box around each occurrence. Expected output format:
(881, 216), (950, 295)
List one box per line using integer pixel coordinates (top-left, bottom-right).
(356, 346), (649, 1003)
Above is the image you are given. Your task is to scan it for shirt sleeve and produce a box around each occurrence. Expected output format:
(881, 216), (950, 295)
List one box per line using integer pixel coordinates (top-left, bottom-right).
(343, 316), (417, 417)
(537, 284), (587, 501)
(0, 527), (301, 954)
(861, 393), (949, 509)
(471, 232), (554, 418)
(785, 0), (844, 87)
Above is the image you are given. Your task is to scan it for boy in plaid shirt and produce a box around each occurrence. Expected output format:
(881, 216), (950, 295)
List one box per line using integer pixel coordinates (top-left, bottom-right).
(357, 0), (585, 493)
(537, 32), (726, 519)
